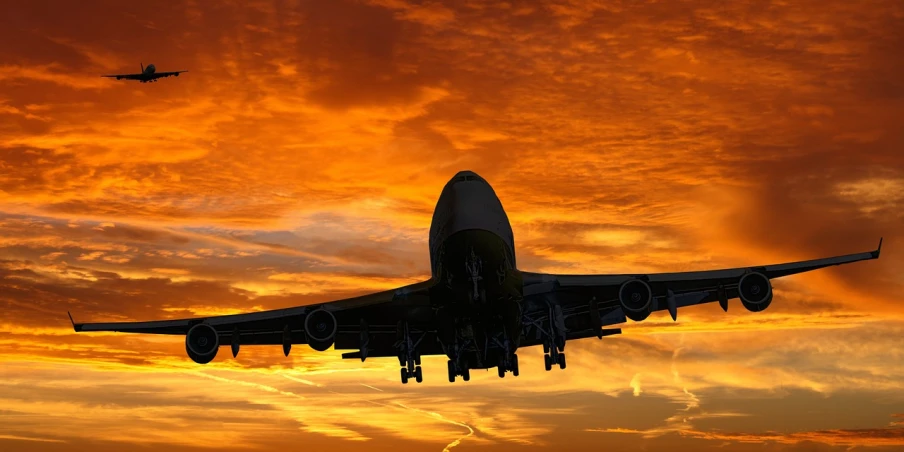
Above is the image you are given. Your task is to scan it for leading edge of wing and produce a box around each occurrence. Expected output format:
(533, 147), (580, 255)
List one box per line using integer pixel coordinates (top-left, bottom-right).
(522, 238), (883, 287)
(68, 278), (434, 334)
(69, 310), (190, 334)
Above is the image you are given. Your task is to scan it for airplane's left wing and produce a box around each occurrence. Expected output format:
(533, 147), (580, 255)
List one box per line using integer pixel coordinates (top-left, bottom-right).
(101, 73), (144, 80)
(517, 239), (883, 349)
(70, 278), (438, 363)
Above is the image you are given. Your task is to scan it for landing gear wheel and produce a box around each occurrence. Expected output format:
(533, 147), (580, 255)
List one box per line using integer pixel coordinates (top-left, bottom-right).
(401, 368), (409, 384)
(558, 353), (567, 369)
(462, 368), (470, 381)
(414, 366), (423, 383)
(497, 365), (506, 378)
(447, 360), (456, 383)
(512, 354), (519, 377)
(544, 355), (552, 371)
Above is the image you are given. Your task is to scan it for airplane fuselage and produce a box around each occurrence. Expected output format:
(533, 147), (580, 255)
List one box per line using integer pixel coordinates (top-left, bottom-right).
(136, 64), (157, 83)
(428, 171), (523, 371)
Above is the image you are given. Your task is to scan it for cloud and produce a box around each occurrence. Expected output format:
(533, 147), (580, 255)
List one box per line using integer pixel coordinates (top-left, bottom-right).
(0, 64), (112, 90)
(2, 0), (903, 451)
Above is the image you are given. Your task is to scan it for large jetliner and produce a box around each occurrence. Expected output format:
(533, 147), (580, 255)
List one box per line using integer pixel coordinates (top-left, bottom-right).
(70, 171), (883, 384)
(102, 63), (187, 83)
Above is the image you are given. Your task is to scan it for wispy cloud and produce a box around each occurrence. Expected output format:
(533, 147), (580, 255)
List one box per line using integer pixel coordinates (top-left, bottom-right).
(1, 0), (903, 451)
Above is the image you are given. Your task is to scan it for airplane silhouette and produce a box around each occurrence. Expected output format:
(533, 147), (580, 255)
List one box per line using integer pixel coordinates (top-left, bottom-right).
(70, 171), (883, 384)
(102, 63), (187, 83)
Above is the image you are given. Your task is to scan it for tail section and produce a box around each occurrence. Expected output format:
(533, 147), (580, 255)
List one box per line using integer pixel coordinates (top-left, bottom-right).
(140, 62), (144, 73)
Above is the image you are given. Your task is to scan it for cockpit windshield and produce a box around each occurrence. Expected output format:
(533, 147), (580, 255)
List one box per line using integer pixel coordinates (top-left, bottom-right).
(454, 172), (484, 183)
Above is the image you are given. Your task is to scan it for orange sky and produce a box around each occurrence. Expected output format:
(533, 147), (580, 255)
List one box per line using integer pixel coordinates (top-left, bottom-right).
(1, 0), (903, 451)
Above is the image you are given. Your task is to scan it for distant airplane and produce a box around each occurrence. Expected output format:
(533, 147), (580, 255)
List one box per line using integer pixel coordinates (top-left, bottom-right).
(102, 63), (187, 83)
(70, 171), (883, 384)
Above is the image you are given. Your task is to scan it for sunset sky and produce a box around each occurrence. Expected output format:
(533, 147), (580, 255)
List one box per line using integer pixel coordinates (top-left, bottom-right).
(2, 0), (903, 451)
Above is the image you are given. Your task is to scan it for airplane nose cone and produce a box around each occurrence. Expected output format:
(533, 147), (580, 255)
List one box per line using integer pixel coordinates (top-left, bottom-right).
(451, 170), (485, 183)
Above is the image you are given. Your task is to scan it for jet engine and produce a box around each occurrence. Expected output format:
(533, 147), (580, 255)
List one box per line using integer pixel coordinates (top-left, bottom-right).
(738, 271), (773, 312)
(305, 308), (337, 352)
(185, 323), (219, 364)
(619, 279), (653, 321)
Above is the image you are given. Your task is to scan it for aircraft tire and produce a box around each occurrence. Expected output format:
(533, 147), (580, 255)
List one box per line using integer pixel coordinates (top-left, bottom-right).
(558, 353), (566, 369)
(401, 368), (409, 384)
(414, 366), (423, 383)
(447, 360), (456, 383)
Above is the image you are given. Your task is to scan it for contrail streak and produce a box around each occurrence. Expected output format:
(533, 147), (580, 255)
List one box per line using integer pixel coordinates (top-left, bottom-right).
(355, 386), (475, 451)
(360, 383), (383, 392)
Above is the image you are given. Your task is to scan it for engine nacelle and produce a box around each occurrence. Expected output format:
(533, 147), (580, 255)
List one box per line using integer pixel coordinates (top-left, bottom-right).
(619, 279), (654, 321)
(738, 271), (773, 312)
(185, 323), (219, 364)
(305, 308), (337, 352)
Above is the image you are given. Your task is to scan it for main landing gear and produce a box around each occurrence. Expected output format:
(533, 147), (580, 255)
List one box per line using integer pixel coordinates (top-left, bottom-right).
(524, 305), (568, 372)
(493, 330), (520, 378)
(497, 353), (519, 378)
(397, 321), (424, 384)
(401, 358), (423, 384)
(543, 340), (566, 371)
(445, 337), (472, 383)
(447, 359), (470, 382)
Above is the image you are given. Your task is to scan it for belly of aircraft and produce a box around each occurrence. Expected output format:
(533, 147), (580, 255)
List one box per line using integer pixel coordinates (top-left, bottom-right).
(432, 229), (523, 369)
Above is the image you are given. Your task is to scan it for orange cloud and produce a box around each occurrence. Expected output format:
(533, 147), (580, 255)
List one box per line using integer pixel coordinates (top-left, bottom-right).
(1, 0), (903, 451)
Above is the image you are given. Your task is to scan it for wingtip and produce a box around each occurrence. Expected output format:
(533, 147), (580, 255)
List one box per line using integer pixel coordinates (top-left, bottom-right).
(871, 237), (883, 259)
(67, 311), (81, 332)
